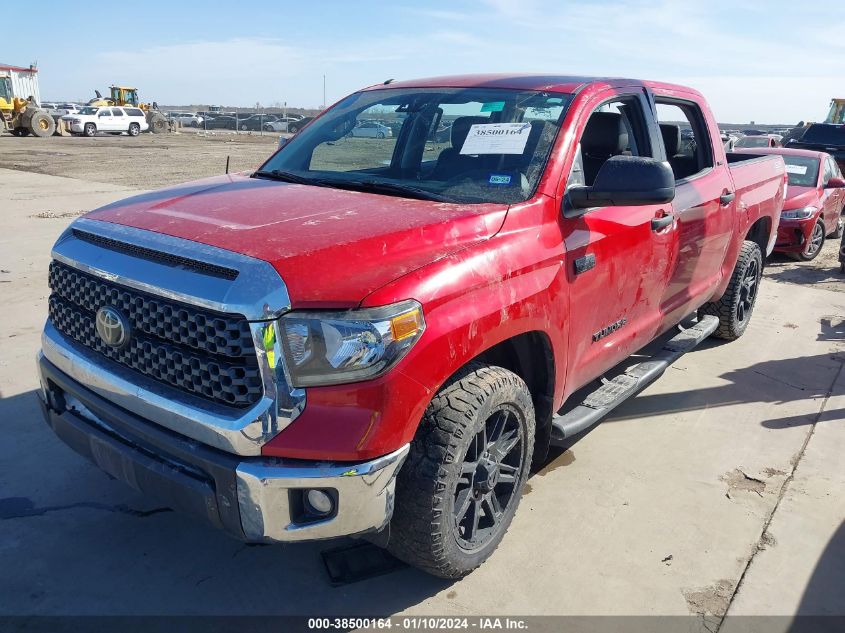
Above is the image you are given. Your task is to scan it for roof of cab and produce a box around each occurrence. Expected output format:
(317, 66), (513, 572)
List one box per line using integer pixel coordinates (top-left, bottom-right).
(362, 73), (695, 95)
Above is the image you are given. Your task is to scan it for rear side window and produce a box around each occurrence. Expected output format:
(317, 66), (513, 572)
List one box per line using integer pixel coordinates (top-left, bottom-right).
(125, 108), (144, 117)
(111, 108), (125, 116)
(655, 100), (714, 181)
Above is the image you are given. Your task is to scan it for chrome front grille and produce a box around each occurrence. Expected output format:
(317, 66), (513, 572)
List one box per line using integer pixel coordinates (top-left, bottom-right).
(48, 260), (263, 408)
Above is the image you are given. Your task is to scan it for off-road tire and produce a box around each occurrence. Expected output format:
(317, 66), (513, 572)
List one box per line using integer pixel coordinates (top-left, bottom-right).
(128, 123), (140, 136)
(83, 123), (96, 137)
(29, 111), (55, 137)
(700, 240), (763, 340)
(797, 219), (825, 261)
(148, 112), (167, 134)
(388, 362), (534, 578)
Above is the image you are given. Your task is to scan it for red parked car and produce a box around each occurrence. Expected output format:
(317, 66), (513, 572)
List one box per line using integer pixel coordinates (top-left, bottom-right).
(737, 147), (845, 260)
(38, 74), (785, 578)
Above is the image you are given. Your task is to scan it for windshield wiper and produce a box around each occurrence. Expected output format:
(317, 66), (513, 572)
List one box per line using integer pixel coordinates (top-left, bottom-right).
(325, 180), (454, 203)
(252, 169), (318, 185)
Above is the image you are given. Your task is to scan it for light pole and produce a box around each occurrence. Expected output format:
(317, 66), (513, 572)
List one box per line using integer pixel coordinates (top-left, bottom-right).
(322, 75), (326, 110)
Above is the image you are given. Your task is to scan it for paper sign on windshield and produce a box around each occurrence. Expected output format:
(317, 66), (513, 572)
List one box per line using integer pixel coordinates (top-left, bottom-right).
(785, 164), (808, 175)
(460, 123), (532, 155)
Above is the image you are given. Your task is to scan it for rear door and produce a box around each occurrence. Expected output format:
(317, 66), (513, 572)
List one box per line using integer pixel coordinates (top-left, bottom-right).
(561, 90), (677, 390)
(111, 108), (127, 131)
(652, 94), (734, 327)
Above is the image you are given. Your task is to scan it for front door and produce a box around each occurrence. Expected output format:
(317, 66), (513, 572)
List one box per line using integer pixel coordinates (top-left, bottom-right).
(562, 92), (677, 391)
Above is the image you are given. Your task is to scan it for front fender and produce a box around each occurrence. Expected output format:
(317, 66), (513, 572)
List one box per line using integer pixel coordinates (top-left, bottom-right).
(262, 201), (569, 461)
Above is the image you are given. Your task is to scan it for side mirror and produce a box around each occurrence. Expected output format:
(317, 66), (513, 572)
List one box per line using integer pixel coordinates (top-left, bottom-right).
(564, 155), (675, 216)
(826, 176), (845, 188)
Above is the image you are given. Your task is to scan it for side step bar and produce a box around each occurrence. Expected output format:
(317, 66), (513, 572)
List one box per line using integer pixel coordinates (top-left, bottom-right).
(550, 315), (719, 445)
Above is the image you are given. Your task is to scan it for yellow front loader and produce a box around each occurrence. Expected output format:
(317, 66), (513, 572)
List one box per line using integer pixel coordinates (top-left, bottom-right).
(826, 99), (845, 125)
(88, 85), (169, 133)
(0, 75), (55, 137)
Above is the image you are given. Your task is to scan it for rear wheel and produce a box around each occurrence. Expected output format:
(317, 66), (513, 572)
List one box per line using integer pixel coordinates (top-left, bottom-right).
(798, 220), (825, 261)
(29, 111), (56, 137)
(148, 112), (167, 134)
(388, 363), (534, 578)
(700, 240), (763, 341)
(128, 123), (140, 136)
(83, 123), (96, 137)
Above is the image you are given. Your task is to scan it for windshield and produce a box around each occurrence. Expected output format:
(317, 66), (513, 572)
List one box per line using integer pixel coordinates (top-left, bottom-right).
(801, 124), (845, 145)
(79, 107), (99, 115)
(735, 136), (771, 148)
(782, 155), (820, 187)
(258, 87), (573, 204)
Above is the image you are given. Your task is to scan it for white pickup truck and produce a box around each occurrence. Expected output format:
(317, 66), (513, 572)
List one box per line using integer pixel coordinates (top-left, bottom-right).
(64, 106), (150, 137)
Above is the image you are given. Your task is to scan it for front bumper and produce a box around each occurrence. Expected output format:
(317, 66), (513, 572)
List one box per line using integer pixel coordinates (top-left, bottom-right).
(37, 352), (409, 542)
(774, 217), (815, 253)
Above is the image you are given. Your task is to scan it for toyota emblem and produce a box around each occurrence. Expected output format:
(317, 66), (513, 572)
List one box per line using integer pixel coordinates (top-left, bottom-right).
(95, 306), (130, 348)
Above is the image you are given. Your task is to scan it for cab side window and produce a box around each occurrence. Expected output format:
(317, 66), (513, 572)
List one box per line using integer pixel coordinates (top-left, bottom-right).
(655, 100), (714, 181)
(568, 97), (653, 188)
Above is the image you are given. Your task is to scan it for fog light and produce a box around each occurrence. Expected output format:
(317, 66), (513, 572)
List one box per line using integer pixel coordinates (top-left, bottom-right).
(305, 489), (334, 516)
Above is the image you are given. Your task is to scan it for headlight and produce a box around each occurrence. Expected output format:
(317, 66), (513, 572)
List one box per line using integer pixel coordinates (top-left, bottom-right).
(781, 206), (816, 220)
(278, 300), (425, 387)
(70, 118), (81, 124)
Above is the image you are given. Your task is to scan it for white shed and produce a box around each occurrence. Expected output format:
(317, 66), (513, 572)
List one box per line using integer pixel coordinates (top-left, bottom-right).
(0, 63), (41, 105)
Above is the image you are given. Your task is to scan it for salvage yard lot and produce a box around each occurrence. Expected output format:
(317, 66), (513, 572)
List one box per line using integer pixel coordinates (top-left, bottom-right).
(0, 133), (843, 624)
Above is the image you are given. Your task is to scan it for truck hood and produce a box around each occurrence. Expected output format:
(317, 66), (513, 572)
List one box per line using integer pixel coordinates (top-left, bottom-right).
(783, 185), (819, 210)
(85, 174), (508, 308)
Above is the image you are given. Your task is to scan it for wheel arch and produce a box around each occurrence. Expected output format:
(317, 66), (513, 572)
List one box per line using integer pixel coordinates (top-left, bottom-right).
(454, 330), (556, 469)
(745, 215), (772, 260)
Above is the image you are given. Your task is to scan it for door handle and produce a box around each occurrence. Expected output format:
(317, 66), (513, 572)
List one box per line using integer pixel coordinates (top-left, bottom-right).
(651, 215), (673, 231)
(720, 191), (736, 205)
(573, 253), (596, 275)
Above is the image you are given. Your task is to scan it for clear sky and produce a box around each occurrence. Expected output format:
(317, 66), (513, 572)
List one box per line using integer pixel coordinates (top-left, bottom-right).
(9, 0), (843, 123)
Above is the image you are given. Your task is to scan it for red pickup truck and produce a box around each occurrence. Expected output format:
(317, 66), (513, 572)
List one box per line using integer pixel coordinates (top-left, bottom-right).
(38, 75), (785, 578)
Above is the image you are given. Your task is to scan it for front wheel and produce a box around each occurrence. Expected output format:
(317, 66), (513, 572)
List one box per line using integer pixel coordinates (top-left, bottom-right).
(83, 123), (96, 137)
(798, 219), (825, 261)
(29, 111), (56, 137)
(700, 240), (763, 340)
(128, 123), (140, 136)
(388, 363), (534, 578)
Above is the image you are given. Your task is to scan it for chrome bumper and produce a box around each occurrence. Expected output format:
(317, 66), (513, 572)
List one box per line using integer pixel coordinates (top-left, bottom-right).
(236, 446), (409, 542)
(38, 351), (409, 542)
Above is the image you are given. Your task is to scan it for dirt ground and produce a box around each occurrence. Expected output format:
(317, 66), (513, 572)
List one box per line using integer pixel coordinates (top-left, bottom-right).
(0, 131), (281, 188)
